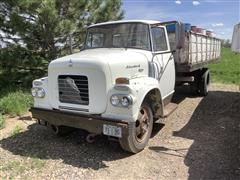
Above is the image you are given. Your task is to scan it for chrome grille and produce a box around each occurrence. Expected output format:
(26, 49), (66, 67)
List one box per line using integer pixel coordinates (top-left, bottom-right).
(58, 75), (89, 105)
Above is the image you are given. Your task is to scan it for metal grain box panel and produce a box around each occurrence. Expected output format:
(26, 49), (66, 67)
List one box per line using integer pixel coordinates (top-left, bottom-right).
(189, 34), (221, 64)
(168, 32), (221, 72)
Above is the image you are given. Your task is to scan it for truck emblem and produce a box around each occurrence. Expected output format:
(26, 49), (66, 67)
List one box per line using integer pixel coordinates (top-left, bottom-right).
(126, 64), (140, 69)
(68, 59), (73, 67)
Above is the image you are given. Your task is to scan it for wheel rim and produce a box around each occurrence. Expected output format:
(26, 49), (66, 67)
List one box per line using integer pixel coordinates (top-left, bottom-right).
(135, 107), (150, 143)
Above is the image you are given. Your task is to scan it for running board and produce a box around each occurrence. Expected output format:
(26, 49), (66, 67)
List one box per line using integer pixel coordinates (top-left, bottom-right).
(163, 102), (178, 118)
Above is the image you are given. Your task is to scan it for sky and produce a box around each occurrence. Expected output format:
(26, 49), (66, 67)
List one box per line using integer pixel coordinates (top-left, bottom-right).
(122, 0), (240, 40)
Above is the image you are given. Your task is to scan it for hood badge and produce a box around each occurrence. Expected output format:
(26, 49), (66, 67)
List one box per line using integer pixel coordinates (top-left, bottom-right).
(126, 64), (140, 69)
(126, 64), (143, 72)
(68, 59), (73, 67)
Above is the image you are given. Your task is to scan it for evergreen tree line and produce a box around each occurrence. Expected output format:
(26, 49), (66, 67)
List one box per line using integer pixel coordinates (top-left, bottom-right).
(221, 39), (231, 48)
(0, 0), (124, 87)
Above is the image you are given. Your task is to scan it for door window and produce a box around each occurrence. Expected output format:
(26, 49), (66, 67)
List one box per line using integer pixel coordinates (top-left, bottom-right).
(151, 27), (168, 52)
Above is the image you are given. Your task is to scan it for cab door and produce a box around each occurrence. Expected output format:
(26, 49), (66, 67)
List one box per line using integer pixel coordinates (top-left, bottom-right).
(151, 26), (175, 101)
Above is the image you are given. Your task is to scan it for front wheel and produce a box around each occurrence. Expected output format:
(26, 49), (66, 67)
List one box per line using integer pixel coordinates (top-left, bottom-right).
(119, 103), (153, 153)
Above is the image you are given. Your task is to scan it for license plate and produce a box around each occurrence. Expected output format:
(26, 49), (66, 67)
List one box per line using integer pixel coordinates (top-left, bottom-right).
(103, 124), (122, 138)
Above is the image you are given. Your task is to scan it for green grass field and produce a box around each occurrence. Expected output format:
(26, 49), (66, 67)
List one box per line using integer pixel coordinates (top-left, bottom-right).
(0, 89), (32, 117)
(209, 48), (240, 85)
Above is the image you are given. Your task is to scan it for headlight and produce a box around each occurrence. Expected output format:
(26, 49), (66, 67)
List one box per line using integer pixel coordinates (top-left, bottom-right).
(110, 95), (133, 107)
(31, 87), (45, 98)
(110, 95), (120, 106)
(31, 88), (37, 97)
(37, 88), (45, 98)
(121, 96), (131, 107)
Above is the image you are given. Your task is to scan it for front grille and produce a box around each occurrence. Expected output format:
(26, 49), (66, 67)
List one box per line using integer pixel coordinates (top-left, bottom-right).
(58, 75), (89, 105)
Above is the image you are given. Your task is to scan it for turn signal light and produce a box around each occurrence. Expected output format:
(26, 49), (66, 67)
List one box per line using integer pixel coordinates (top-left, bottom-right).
(115, 77), (129, 84)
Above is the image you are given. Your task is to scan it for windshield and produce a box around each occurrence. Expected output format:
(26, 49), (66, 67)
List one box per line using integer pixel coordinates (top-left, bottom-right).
(84, 23), (151, 51)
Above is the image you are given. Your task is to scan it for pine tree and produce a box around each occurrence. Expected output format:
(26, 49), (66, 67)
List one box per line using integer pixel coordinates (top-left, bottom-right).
(0, 0), (124, 87)
(0, 0), (124, 60)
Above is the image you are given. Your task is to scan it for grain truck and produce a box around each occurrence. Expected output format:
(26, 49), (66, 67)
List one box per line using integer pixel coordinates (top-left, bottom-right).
(30, 20), (221, 153)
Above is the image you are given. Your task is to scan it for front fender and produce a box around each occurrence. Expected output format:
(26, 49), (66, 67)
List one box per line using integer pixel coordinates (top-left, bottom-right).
(102, 77), (163, 122)
(131, 77), (163, 118)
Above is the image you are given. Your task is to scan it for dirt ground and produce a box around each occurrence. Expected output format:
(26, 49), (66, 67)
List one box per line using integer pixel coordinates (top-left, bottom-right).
(0, 83), (239, 180)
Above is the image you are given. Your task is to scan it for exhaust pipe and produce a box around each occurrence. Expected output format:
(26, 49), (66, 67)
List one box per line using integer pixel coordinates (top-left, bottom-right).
(51, 125), (59, 135)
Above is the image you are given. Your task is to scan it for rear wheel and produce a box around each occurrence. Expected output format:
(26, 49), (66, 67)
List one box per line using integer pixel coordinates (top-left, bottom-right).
(190, 69), (210, 96)
(119, 103), (153, 153)
(199, 69), (210, 96)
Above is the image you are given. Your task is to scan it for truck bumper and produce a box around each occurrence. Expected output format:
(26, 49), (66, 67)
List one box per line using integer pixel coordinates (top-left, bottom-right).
(30, 107), (130, 138)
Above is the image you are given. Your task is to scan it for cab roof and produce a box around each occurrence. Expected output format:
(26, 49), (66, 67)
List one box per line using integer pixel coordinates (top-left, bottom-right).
(88, 20), (161, 28)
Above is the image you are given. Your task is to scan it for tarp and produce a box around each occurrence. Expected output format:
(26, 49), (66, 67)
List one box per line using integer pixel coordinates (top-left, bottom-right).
(231, 23), (240, 53)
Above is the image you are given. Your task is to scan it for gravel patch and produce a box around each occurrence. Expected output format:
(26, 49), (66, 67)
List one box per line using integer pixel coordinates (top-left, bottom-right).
(0, 83), (239, 179)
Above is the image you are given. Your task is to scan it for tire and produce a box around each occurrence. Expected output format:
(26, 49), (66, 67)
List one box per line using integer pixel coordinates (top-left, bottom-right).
(119, 103), (153, 153)
(190, 82), (198, 95)
(191, 69), (210, 96)
(199, 69), (210, 96)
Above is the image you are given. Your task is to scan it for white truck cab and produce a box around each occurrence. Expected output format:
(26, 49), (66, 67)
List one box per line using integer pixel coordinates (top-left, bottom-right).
(31, 20), (221, 153)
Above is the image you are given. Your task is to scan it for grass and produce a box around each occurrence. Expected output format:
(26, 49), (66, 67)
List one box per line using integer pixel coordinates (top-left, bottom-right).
(11, 125), (23, 136)
(0, 89), (33, 116)
(209, 48), (240, 85)
(0, 113), (6, 129)
(29, 158), (46, 169)
(0, 158), (46, 178)
(0, 161), (27, 174)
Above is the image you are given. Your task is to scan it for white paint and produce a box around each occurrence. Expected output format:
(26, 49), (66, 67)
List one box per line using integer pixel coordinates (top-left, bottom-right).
(88, 20), (160, 28)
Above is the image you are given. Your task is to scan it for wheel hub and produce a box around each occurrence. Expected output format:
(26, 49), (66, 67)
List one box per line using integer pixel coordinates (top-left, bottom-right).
(135, 107), (150, 142)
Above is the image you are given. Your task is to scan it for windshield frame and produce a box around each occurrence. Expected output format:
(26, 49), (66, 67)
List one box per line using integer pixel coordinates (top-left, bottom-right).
(82, 22), (153, 51)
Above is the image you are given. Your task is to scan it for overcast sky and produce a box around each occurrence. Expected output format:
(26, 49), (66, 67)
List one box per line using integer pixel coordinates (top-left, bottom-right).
(122, 0), (240, 40)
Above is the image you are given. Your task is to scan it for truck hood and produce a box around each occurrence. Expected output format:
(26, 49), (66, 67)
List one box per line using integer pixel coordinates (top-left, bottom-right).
(48, 48), (151, 114)
(50, 48), (151, 83)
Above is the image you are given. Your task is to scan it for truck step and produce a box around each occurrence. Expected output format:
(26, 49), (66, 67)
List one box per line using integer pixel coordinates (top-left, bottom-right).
(163, 103), (178, 117)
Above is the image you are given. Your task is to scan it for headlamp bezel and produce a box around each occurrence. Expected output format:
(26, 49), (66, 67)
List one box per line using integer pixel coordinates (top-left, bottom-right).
(110, 94), (133, 107)
(31, 87), (45, 98)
